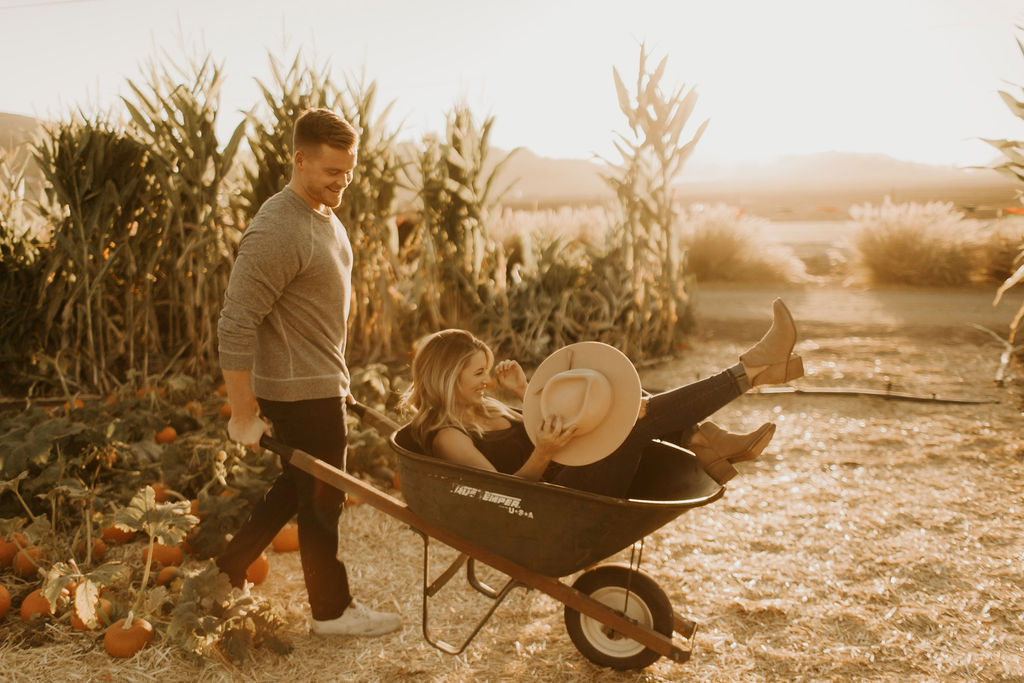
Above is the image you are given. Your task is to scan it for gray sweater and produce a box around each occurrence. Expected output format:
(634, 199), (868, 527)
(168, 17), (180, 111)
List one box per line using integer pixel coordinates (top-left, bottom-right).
(218, 186), (353, 401)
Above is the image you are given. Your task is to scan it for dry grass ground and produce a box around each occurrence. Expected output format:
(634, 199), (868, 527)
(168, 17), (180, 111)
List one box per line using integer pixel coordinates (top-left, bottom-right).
(2, 287), (1023, 682)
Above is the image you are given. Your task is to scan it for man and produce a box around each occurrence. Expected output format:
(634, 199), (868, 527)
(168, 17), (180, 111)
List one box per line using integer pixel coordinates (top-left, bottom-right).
(216, 108), (400, 637)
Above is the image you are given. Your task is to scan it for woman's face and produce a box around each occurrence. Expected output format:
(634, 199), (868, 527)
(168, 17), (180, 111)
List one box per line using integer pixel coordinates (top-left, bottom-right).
(455, 350), (492, 408)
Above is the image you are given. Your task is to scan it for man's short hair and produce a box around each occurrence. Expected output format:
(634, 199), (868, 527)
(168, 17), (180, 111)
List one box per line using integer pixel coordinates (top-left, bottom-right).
(293, 108), (360, 153)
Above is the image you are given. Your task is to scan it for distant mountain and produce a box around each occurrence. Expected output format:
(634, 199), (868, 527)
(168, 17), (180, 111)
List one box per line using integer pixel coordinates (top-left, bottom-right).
(0, 112), (42, 153)
(492, 148), (1020, 217)
(2, 110), (1017, 217)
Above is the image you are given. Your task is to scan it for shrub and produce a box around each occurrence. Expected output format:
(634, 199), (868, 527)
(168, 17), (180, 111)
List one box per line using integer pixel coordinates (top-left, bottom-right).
(850, 198), (977, 286)
(679, 204), (809, 283)
(974, 218), (1024, 284)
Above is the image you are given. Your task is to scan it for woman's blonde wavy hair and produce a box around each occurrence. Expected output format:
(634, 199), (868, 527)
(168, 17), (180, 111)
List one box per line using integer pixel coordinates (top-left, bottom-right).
(400, 329), (520, 453)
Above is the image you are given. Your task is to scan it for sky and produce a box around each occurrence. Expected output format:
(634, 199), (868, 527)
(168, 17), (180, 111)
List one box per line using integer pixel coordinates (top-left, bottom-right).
(1, 0), (1022, 168)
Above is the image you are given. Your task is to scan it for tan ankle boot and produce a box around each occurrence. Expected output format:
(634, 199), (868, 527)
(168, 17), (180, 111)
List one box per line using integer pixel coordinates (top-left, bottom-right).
(752, 355), (804, 387)
(740, 299), (804, 386)
(698, 421), (777, 463)
(690, 444), (739, 484)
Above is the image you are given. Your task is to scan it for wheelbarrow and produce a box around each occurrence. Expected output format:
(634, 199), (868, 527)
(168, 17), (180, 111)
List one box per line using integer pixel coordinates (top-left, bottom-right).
(260, 402), (724, 670)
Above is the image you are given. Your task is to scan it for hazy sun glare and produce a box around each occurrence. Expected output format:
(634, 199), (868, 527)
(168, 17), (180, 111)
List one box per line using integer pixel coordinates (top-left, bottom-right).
(0, 0), (1020, 167)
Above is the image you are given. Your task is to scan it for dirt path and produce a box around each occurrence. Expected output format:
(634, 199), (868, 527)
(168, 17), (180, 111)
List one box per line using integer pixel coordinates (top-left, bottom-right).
(691, 283), (1024, 336)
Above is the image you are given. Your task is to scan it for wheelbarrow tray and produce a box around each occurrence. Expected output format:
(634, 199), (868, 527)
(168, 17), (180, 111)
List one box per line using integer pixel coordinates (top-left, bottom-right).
(260, 429), (719, 665)
(390, 427), (724, 577)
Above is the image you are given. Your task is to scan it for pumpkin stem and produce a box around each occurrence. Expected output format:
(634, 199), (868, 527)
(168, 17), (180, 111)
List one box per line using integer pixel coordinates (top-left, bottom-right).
(132, 534), (156, 616)
(124, 609), (134, 629)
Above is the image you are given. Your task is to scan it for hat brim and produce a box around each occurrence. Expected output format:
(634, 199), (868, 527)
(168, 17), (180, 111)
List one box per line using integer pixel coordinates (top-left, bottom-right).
(523, 342), (642, 467)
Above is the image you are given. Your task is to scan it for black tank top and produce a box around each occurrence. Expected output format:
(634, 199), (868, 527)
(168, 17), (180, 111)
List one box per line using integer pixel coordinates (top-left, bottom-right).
(428, 421), (533, 475)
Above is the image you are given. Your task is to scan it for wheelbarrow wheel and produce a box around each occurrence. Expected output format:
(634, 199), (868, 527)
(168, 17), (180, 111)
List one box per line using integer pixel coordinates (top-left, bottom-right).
(564, 564), (673, 670)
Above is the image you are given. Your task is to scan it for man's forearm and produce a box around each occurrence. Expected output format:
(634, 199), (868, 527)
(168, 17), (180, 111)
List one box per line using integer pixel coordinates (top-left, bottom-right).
(222, 369), (259, 420)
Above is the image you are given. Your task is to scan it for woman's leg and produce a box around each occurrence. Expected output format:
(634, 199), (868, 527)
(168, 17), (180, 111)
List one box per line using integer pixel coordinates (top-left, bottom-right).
(551, 366), (749, 497)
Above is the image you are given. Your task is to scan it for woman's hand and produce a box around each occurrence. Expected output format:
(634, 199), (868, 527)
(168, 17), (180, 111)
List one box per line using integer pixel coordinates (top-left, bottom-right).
(536, 414), (579, 452)
(494, 359), (528, 399)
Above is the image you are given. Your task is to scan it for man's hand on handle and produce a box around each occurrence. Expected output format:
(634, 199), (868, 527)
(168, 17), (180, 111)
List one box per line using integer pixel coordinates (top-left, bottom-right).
(222, 368), (270, 450)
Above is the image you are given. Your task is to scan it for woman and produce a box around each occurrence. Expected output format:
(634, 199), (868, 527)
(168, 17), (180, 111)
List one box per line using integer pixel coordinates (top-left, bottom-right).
(401, 299), (803, 498)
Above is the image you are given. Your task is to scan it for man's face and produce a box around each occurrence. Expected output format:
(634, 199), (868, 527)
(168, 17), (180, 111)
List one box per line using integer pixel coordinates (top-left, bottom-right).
(293, 143), (358, 212)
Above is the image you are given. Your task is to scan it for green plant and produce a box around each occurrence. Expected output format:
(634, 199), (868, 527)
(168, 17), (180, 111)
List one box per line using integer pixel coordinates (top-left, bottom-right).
(984, 30), (1024, 343)
(0, 151), (47, 392)
(405, 104), (519, 332)
(168, 560), (291, 662)
(850, 198), (977, 286)
(601, 44), (706, 358)
(122, 50), (246, 379)
(679, 204), (808, 283)
(112, 486), (197, 624)
(32, 115), (164, 393)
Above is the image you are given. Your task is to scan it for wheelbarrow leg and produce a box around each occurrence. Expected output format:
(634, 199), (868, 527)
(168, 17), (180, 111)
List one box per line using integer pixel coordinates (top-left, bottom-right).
(415, 529), (527, 655)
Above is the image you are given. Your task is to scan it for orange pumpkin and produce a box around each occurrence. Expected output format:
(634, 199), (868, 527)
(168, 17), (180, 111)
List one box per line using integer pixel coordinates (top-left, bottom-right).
(20, 588), (52, 622)
(156, 566), (180, 587)
(150, 482), (172, 502)
(272, 523), (300, 552)
(71, 597), (115, 630)
(0, 583), (10, 620)
(75, 538), (107, 562)
(14, 547), (42, 578)
(144, 542), (183, 568)
(219, 402), (232, 418)
(0, 532), (28, 567)
(155, 426), (177, 444)
(101, 526), (136, 544)
(246, 553), (270, 585)
(184, 401), (204, 416)
(104, 617), (154, 657)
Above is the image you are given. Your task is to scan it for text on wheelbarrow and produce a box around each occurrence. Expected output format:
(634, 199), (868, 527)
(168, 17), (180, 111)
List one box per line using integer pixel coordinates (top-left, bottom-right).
(450, 484), (535, 518)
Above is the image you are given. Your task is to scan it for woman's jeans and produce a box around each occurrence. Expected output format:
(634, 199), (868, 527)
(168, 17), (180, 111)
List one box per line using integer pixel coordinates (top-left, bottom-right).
(550, 364), (750, 497)
(216, 396), (352, 621)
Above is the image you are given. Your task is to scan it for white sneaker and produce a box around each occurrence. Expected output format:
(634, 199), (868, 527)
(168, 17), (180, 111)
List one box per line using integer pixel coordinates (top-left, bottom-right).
(311, 601), (401, 637)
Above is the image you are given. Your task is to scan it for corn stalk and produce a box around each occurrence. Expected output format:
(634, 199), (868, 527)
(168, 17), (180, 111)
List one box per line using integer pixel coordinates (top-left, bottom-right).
(122, 51), (246, 379)
(33, 116), (166, 392)
(0, 151), (47, 391)
(335, 72), (408, 364)
(984, 30), (1024, 343)
(602, 44), (706, 358)
(405, 105), (519, 332)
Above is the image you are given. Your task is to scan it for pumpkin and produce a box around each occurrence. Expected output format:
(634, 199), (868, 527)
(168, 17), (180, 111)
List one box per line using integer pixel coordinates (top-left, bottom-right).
(144, 542), (183, 568)
(155, 426), (177, 444)
(14, 547), (42, 578)
(272, 523), (299, 552)
(156, 566), (180, 587)
(219, 402), (232, 418)
(71, 597), (115, 630)
(62, 398), (85, 412)
(184, 401), (204, 416)
(150, 482), (172, 502)
(0, 583), (10, 620)
(75, 538), (107, 562)
(104, 617), (154, 657)
(101, 526), (136, 544)
(0, 532), (28, 567)
(246, 553), (270, 585)
(20, 588), (52, 622)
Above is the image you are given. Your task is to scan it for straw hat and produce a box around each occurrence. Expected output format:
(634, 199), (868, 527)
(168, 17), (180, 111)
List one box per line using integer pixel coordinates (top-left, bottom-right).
(522, 342), (642, 466)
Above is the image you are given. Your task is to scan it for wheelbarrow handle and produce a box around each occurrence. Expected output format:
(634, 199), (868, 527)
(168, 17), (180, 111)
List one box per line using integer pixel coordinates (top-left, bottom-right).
(347, 400), (401, 435)
(260, 434), (295, 462)
(258, 400), (399, 457)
